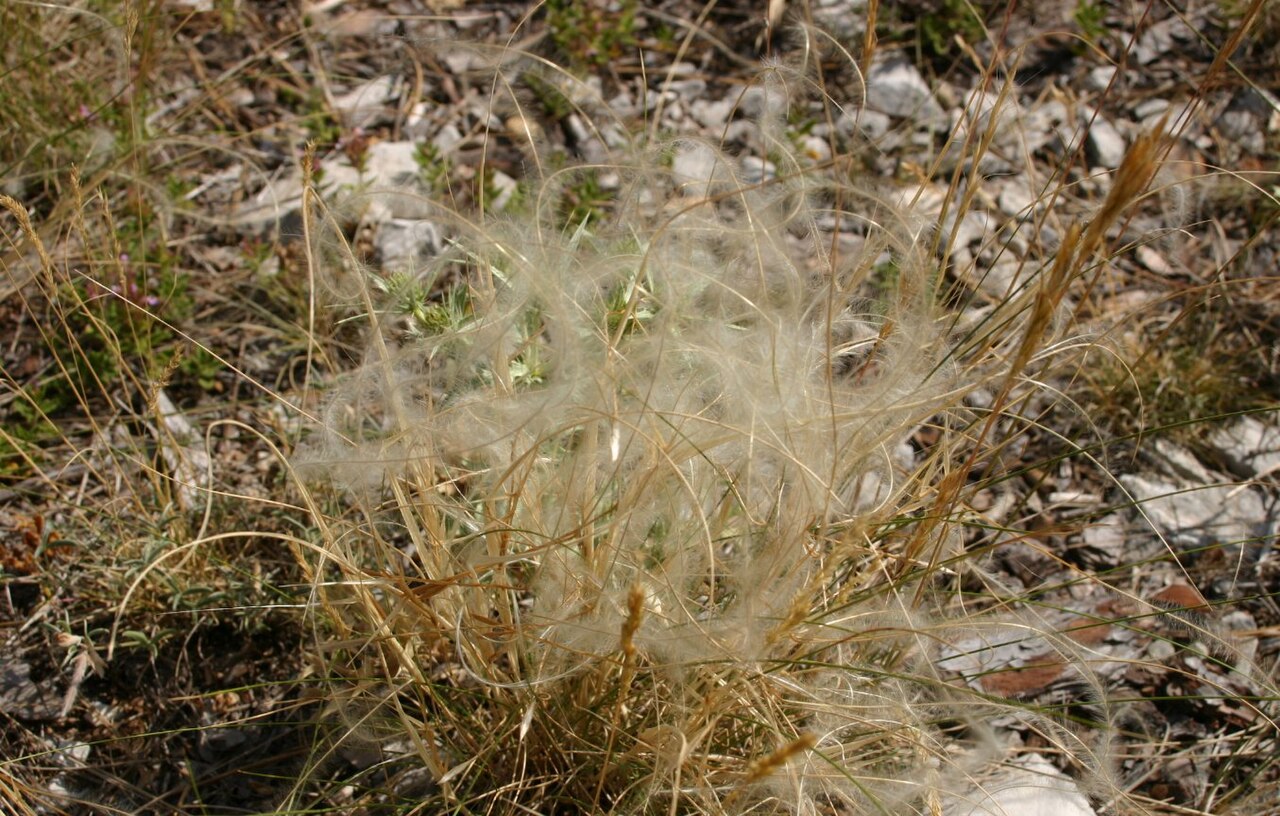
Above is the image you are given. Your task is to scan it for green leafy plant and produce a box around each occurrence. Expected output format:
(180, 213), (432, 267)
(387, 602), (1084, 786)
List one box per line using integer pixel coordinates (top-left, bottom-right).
(1074, 0), (1109, 46)
(414, 140), (451, 192)
(523, 71), (576, 120)
(545, 0), (638, 69)
(916, 0), (987, 61)
(557, 166), (614, 226)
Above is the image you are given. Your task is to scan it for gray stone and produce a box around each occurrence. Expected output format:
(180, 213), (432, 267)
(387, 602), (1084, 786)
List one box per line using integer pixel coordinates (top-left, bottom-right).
(236, 140), (438, 231)
(944, 209), (994, 254)
(1153, 437), (1213, 482)
(643, 90), (682, 122)
(1135, 16), (1194, 65)
(1218, 108), (1266, 155)
(937, 88), (1024, 172)
(226, 86), (254, 108)
(812, 0), (868, 39)
(1080, 513), (1164, 565)
(690, 96), (736, 130)
(936, 622), (1046, 685)
(393, 766), (439, 799)
(740, 155), (776, 185)
(798, 134), (831, 163)
(154, 388), (210, 510)
(1209, 414), (1280, 478)
(865, 56), (946, 123)
(1084, 115), (1126, 168)
(360, 140), (427, 185)
(1020, 100), (1074, 156)
(486, 170), (519, 212)
(1081, 514), (1128, 564)
(1134, 99), (1171, 120)
(959, 87), (1020, 137)
(198, 726), (248, 759)
(998, 181), (1038, 220)
(1134, 244), (1173, 276)
(734, 85), (784, 120)
(721, 120), (760, 147)
(672, 142), (721, 197)
(440, 48), (485, 75)
(375, 219), (441, 273)
(979, 225), (1027, 260)
(968, 256), (1026, 299)
(0, 660), (62, 721)
(331, 75), (400, 129)
(663, 79), (707, 99)
(1119, 472), (1268, 556)
(665, 61), (698, 78)
(1036, 223), (1061, 252)
(837, 108), (892, 141)
(1085, 65), (1118, 92)
(608, 87), (638, 117)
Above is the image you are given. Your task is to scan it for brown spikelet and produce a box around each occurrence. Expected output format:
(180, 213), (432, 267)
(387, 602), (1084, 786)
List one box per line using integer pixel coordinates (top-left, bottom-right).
(1015, 220), (1081, 378)
(742, 733), (818, 784)
(720, 732), (818, 812)
(620, 583), (644, 662)
(766, 591), (812, 649)
(1074, 117), (1172, 312)
(766, 562), (830, 649)
(1, 194), (55, 277)
(1085, 117), (1170, 251)
(908, 120), (1171, 594)
(861, 0), (880, 78)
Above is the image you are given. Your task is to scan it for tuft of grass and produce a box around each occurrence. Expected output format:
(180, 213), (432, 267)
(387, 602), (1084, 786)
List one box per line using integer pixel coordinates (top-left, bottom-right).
(282, 35), (1174, 812)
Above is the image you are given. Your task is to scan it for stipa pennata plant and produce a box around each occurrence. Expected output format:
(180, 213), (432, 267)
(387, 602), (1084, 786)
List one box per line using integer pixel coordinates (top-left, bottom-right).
(288, 48), (1135, 814)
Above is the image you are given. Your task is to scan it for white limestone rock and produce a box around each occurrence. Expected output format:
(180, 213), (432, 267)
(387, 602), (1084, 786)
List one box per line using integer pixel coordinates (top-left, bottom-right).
(945, 754), (1097, 816)
(865, 55), (946, 124)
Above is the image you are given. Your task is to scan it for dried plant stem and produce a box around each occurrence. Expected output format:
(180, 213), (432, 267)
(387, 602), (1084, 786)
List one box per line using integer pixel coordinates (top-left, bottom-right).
(597, 584), (647, 802)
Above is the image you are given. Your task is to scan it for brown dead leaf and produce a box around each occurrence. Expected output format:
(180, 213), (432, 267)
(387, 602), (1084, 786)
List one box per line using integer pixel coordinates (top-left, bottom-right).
(979, 658), (1068, 698)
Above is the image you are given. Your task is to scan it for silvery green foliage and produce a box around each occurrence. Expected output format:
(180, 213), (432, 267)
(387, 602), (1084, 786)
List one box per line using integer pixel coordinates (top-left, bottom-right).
(304, 60), (974, 813)
(319, 136), (944, 647)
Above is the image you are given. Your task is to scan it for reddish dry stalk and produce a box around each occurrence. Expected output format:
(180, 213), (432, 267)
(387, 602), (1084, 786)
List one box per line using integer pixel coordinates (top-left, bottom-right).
(1073, 119), (1172, 314)
(908, 115), (1172, 598)
(596, 583), (648, 803)
(861, 0), (879, 79)
(621, 582), (645, 663)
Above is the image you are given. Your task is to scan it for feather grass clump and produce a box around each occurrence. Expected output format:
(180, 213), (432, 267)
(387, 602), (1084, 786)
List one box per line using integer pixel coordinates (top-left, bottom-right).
(292, 57), (1060, 814)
